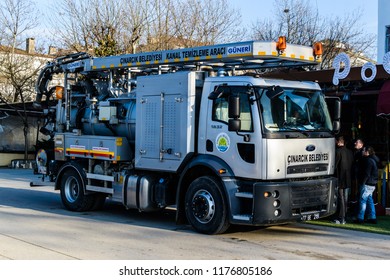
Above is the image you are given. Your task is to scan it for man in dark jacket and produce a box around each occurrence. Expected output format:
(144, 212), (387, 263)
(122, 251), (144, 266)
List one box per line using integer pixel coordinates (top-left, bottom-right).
(352, 138), (365, 201)
(356, 146), (379, 224)
(333, 136), (353, 224)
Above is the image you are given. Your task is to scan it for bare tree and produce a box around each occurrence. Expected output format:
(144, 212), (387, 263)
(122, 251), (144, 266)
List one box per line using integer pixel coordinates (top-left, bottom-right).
(320, 12), (376, 68)
(48, 0), (149, 55)
(46, 0), (108, 54)
(47, 0), (246, 55)
(250, 0), (376, 69)
(142, 0), (176, 51)
(170, 0), (246, 47)
(0, 0), (43, 102)
(120, 0), (150, 54)
(89, 0), (123, 56)
(0, 0), (43, 160)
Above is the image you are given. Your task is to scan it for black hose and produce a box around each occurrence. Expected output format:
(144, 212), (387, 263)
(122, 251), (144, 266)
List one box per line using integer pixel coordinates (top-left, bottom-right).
(33, 63), (56, 108)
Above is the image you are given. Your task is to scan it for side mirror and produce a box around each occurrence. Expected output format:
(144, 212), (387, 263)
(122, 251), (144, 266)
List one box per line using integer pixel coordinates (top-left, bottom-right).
(325, 96), (341, 133)
(228, 95), (240, 119)
(228, 96), (250, 142)
(333, 98), (341, 120)
(325, 96), (341, 120)
(333, 121), (341, 134)
(228, 119), (241, 131)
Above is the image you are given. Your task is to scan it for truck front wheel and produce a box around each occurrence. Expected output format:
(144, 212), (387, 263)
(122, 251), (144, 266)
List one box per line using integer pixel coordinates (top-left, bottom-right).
(185, 176), (230, 234)
(60, 168), (94, 211)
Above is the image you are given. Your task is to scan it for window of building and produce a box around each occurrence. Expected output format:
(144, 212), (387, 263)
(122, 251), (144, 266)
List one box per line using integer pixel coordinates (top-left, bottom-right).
(385, 26), (390, 53)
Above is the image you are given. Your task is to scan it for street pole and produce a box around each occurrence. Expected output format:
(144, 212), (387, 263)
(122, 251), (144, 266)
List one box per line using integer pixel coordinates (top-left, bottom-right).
(284, 8), (290, 41)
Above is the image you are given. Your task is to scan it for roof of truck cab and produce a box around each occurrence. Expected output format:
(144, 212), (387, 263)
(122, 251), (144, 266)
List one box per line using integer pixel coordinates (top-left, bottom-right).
(204, 75), (321, 90)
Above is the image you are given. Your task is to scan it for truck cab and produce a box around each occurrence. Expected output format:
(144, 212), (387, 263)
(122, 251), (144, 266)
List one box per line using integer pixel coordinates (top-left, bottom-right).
(180, 75), (338, 231)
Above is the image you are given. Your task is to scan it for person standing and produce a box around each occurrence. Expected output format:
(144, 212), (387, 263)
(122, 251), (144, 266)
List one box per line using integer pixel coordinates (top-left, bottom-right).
(351, 138), (365, 201)
(356, 146), (379, 224)
(333, 136), (353, 224)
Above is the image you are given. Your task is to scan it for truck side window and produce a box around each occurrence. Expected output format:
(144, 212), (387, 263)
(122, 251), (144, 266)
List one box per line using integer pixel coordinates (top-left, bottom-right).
(212, 90), (253, 132)
(213, 97), (229, 124)
(239, 94), (252, 131)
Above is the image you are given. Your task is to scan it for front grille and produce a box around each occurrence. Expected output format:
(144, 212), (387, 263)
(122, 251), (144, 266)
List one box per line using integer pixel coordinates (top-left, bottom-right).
(291, 183), (330, 207)
(287, 164), (328, 174)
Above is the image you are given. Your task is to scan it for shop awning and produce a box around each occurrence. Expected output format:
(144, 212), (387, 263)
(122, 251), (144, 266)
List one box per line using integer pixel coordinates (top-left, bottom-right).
(377, 80), (390, 117)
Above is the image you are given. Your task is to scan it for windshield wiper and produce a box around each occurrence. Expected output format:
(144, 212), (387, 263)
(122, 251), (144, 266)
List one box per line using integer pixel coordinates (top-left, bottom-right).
(280, 124), (310, 137)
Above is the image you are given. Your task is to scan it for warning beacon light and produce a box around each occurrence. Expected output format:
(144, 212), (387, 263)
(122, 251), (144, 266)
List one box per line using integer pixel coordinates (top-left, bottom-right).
(276, 36), (287, 53)
(313, 42), (323, 57)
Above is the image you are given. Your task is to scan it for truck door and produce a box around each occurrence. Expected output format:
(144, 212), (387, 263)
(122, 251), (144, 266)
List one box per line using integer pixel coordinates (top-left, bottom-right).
(206, 85), (259, 178)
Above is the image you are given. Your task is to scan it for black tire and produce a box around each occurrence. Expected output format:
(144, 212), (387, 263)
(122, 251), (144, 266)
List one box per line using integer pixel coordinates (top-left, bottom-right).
(185, 176), (230, 234)
(60, 168), (95, 211)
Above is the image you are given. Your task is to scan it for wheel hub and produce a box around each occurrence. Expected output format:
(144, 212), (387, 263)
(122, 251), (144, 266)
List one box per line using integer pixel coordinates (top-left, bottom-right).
(64, 176), (79, 203)
(191, 190), (215, 224)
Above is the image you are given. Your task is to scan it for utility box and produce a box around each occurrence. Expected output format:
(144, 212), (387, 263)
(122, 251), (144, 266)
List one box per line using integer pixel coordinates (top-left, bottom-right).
(99, 103), (118, 124)
(58, 133), (132, 161)
(135, 71), (196, 172)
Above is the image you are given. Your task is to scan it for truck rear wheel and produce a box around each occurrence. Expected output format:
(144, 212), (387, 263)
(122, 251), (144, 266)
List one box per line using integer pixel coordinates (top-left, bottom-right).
(60, 168), (94, 211)
(185, 176), (230, 234)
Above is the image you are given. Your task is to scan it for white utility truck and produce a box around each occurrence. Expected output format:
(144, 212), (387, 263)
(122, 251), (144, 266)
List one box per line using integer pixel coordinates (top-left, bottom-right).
(32, 37), (340, 234)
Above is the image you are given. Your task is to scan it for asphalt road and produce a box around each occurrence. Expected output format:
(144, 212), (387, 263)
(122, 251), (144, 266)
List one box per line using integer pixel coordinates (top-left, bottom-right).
(1, 168), (390, 260)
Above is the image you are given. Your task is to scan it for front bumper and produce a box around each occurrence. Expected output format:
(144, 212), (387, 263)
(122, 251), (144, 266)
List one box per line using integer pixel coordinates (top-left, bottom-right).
(227, 177), (337, 226)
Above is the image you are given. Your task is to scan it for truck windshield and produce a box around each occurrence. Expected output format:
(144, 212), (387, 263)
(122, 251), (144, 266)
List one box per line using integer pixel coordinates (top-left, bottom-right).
(259, 87), (333, 133)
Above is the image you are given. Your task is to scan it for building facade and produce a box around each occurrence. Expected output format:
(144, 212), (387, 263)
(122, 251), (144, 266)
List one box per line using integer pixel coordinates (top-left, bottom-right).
(0, 39), (54, 165)
(377, 0), (390, 63)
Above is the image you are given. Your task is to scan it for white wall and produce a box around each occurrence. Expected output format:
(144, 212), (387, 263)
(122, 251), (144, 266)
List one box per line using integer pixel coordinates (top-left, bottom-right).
(377, 0), (390, 63)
